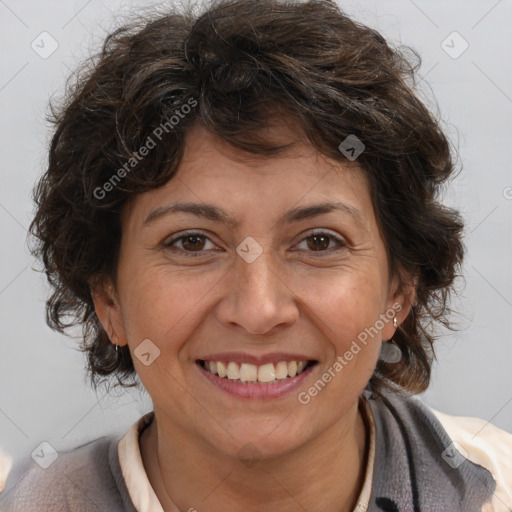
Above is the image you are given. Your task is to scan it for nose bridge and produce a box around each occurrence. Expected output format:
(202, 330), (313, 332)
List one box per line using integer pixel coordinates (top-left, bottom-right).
(237, 248), (279, 298)
(217, 246), (298, 335)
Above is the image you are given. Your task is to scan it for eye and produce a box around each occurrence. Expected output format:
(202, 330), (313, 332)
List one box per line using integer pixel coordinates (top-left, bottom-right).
(163, 231), (218, 256)
(163, 229), (347, 257)
(293, 230), (347, 255)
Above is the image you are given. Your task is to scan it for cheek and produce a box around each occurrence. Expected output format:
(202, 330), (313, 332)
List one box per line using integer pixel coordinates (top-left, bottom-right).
(116, 268), (209, 395)
(296, 279), (383, 414)
(297, 269), (385, 388)
(298, 267), (386, 342)
(118, 265), (225, 351)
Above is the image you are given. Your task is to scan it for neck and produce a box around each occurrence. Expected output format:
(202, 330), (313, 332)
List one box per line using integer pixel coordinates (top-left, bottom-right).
(140, 398), (368, 512)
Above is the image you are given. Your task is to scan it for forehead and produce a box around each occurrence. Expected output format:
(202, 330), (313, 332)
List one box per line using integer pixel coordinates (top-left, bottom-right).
(123, 119), (373, 227)
(179, 120), (361, 176)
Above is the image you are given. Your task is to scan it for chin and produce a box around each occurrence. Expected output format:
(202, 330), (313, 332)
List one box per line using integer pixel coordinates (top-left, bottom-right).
(201, 414), (317, 463)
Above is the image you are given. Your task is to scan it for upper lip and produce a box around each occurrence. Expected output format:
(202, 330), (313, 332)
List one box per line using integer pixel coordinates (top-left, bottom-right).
(197, 352), (317, 366)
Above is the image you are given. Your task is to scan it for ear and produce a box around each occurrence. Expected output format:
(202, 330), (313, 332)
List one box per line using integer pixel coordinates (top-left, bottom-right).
(381, 270), (418, 342)
(89, 275), (128, 347)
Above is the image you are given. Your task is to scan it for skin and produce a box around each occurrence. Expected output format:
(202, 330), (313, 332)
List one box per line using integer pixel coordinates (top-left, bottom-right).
(92, 119), (415, 512)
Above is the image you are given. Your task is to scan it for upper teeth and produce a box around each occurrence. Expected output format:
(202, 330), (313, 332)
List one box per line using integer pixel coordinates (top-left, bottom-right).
(203, 360), (309, 383)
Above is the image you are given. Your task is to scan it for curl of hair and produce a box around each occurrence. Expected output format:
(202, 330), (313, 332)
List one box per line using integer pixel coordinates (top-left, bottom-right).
(29, 0), (464, 394)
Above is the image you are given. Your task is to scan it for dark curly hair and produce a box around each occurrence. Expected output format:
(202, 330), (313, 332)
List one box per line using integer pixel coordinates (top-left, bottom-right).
(29, 0), (464, 394)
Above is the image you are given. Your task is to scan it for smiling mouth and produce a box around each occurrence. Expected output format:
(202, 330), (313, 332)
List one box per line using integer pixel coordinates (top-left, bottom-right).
(197, 359), (318, 385)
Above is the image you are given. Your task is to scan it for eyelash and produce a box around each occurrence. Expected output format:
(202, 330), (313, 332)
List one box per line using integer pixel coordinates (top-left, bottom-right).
(163, 230), (347, 257)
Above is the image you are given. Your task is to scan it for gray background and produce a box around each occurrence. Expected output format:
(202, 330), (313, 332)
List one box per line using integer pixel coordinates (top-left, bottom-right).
(1, 0), (511, 466)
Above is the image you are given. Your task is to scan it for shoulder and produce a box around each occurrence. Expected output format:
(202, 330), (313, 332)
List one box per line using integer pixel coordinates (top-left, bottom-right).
(433, 408), (512, 512)
(366, 389), (507, 510)
(0, 435), (131, 512)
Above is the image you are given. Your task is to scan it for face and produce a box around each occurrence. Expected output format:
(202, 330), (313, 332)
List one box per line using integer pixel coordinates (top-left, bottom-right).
(95, 120), (410, 460)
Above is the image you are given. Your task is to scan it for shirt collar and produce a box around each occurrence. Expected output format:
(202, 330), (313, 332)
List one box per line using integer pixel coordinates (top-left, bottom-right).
(118, 411), (164, 512)
(118, 397), (376, 512)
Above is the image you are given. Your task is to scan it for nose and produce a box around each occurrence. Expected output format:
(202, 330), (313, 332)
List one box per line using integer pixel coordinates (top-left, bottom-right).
(215, 249), (299, 336)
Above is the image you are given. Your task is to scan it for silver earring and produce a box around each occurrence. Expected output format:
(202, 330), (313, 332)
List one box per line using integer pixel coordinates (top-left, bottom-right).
(115, 344), (119, 352)
(380, 317), (401, 363)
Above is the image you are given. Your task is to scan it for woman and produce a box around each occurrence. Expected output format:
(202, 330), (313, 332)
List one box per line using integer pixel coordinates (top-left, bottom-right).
(1, 0), (511, 510)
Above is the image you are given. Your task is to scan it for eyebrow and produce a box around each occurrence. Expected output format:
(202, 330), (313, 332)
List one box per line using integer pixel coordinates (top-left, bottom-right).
(143, 201), (367, 230)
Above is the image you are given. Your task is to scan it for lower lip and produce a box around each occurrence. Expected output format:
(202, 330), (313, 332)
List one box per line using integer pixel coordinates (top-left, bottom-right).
(196, 362), (317, 399)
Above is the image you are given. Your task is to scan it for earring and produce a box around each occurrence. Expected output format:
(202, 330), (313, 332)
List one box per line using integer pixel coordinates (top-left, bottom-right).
(108, 305), (120, 354)
(379, 316), (401, 363)
(112, 327), (120, 354)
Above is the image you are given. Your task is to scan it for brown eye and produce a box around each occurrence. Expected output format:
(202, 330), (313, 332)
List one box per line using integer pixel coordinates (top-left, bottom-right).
(306, 234), (331, 251)
(181, 235), (206, 251)
(294, 230), (347, 255)
(164, 231), (216, 255)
